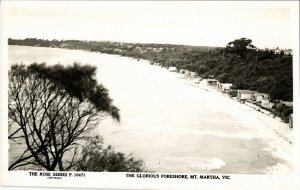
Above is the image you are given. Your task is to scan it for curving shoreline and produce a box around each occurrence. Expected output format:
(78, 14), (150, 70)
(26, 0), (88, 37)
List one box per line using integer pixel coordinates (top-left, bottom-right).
(9, 45), (293, 174)
(162, 65), (292, 144)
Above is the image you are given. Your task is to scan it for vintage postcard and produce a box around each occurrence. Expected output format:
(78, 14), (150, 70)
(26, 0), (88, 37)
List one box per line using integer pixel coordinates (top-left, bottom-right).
(0, 1), (299, 189)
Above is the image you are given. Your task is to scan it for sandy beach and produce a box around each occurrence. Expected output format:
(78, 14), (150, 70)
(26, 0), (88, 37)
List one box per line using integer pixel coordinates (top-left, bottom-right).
(179, 72), (292, 144)
(94, 56), (293, 174)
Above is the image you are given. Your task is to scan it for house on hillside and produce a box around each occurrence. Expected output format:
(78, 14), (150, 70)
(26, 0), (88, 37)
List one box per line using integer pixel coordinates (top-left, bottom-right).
(274, 47), (281, 55)
(168, 67), (177, 72)
(59, 43), (71, 48)
(49, 44), (58, 48)
(237, 90), (256, 100)
(146, 47), (153, 52)
(113, 48), (124, 53)
(283, 49), (293, 55)
(134, 46), (142, 52)
(206, 79), (218, 87)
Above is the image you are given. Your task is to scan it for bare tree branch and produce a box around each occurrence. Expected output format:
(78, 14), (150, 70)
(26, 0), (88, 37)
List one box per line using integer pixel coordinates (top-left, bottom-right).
(8, 63), (119, 171)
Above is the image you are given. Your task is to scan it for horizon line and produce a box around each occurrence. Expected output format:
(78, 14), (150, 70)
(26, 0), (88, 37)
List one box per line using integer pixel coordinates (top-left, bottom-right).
(8, 37), (293, 50)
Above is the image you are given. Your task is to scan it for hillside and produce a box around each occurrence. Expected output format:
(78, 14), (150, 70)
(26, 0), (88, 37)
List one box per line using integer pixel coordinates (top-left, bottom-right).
(8, 38), (293, 102)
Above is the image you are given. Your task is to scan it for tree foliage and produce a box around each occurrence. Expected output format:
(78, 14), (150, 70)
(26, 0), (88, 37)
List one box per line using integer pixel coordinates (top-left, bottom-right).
(76, 136), (145, 172)
(225, 37), (256, 58)
(27, 63), (120, 120)
(8, 63), (119, 171)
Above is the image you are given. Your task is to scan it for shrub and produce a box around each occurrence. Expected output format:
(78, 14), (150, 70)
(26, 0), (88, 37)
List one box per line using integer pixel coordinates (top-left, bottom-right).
(76, 136), (145, 172)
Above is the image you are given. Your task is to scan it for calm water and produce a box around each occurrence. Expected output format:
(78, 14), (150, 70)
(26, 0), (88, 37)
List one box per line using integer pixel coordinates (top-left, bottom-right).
(8, 45), (291, 174)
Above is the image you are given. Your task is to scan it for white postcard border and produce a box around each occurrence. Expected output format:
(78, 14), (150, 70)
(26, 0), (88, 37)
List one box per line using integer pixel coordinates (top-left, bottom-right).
(1, 1), (299, 190)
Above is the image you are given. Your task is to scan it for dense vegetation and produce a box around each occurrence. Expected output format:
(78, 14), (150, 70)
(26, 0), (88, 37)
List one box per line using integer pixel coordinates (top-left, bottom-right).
(9, 38), (293, 102)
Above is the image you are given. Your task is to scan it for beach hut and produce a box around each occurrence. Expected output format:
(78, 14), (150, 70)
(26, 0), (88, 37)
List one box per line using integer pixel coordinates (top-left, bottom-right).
(269, 102), (275, 109)
(227, 89), (238, 97)
(223, 88), (231, 95)
(220, 83), (233, 92)
(206, 79), (218, 87)
(179, 69), (185, 74)
(168, 67), (177, 72)
(261, 98), (271, 109)
(185, 70), (191, 77)
(217, 82), (222, 90)
(190, 72), (197, 77)
(289, 114), (293, 128)
(237, 90), (256, 100)
(253, 93), (270, 102)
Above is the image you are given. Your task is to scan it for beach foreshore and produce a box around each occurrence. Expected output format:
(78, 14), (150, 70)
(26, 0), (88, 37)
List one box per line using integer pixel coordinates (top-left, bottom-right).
(160, 64), (293, 144)
(151, 64), (293, 174)
(123, 57), (293, 147)
(9, 46), (293, 174)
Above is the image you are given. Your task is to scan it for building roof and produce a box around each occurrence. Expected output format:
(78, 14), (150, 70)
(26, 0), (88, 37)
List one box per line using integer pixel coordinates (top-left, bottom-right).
(207, 79), (218, 82)
(238, 90), (256, 94)
(169, 67), (177, 71)
(221, 83), (232, 86)
(254, 93), (269, 97)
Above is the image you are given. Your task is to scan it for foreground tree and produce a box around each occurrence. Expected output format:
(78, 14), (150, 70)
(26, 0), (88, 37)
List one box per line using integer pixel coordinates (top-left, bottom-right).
(8, 63), (120, 171)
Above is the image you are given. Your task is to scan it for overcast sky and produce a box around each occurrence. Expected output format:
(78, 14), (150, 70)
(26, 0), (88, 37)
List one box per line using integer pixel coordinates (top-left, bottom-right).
(4, 1), (298, 49)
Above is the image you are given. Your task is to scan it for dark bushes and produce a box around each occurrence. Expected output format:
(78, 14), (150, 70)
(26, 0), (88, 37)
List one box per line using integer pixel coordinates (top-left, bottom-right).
(76, 136), (145, 172)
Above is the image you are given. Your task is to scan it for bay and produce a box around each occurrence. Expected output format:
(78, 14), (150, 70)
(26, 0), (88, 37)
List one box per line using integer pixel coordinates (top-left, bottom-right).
(8, 45), (292, 174)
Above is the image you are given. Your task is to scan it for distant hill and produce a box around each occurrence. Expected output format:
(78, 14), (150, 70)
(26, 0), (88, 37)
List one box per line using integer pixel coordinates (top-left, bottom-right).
(8, 38), (292, 102)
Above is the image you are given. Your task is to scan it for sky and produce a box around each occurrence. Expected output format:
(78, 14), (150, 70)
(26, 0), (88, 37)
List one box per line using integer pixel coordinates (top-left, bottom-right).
(4, 1), (298, 49)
